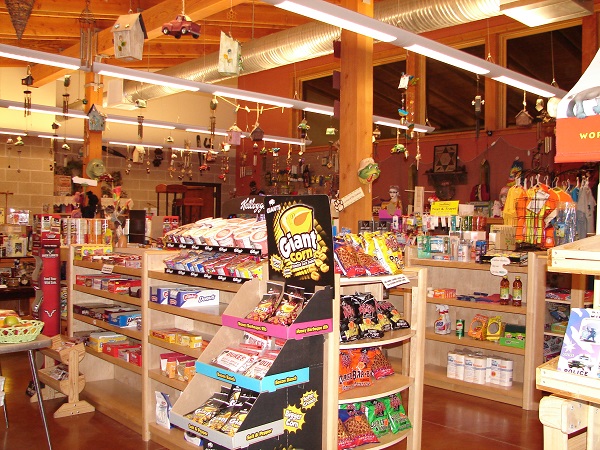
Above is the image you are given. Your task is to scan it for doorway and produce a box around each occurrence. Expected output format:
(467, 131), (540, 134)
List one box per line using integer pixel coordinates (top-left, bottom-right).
(183, 182), (221, 222)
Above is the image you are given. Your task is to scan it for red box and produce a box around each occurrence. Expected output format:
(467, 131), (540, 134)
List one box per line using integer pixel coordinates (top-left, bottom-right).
(102, 342), (137, 358)
(107, 279), (142, 294)
(129, 349), (142, 366)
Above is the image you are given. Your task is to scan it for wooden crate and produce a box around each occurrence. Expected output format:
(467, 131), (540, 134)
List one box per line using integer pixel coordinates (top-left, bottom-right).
(536, 357), (600, 404)
(548, 235), (600, 276)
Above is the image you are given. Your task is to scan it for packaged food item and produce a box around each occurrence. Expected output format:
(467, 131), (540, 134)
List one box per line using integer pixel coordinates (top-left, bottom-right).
(468, 314), (489, 340)
(383, 392), (412, 434)
(350, 349), (372, 388)
(267, 292), (304, 326)
(155, 391), (173, 429)
(356, 293), (384, 339)
(339, 404), (379, 446)
(376, 300), (410, 331)
(338, 350), (354, 393)
(340, 296), (360, 343)
(368, 347), (394, 380)
(337, 418), (358, 450)
(211, 344), (262, 373)
(245, 292), (281, 322)
(364, 398), (390, 437)
(243, 350), (278, 379)
(334, 242), (366, 278)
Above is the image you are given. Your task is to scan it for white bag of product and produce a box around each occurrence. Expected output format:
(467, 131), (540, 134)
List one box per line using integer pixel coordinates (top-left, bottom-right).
(434, 305), (451, 334)
(155, 391), (172, 429)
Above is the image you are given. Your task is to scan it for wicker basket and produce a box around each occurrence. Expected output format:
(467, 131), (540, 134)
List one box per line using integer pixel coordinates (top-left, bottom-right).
(0, 320), (44, 343)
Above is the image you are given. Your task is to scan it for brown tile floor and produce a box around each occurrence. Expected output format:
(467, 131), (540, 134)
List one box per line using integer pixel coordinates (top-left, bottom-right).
(0, 351), (544, 450)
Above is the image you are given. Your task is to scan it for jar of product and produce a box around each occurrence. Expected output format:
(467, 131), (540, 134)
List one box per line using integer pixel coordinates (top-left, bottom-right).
(500, 276), (510, 305)
(512, 276), (523, 307)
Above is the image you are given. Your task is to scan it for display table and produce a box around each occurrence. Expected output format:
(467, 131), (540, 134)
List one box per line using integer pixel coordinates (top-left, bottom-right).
(0, 286), (35, 316)
(0, 335), (52, 450)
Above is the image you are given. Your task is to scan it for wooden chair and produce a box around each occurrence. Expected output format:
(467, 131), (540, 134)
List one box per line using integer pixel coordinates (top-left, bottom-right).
(155, 184), (187, 217)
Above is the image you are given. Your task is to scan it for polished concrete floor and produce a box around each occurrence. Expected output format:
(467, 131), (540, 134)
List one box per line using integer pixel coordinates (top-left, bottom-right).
(0, 351), (543, 450)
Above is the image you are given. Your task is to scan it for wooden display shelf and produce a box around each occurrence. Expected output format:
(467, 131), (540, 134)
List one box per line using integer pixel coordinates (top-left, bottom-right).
(536, 357), (600, 404)
(147, 270), (243, 293)
(340, 328), (414, 349)
(339, 371), (412, 405)
(74, 313), (142, 340)
(39, 335), (85, 365)
(148, 423), (202, 450)
(359, 429), (411, 450)
(74, 260), (141, 277)
(425, 297), (527, 314)
(543, 331), (565, 338)
(81, 379), (143, 434)
(425, 329), (526, 356)
(85, 347), (143, 375)
(410, 258), (528, 273)
(425, 364), (524, 407)
(73, 285), (142, 307)
(148, 301), (225, 326)
(148, 368), (190, 391)
(38, 369), (85, 397)
(148, 336), (203, 359)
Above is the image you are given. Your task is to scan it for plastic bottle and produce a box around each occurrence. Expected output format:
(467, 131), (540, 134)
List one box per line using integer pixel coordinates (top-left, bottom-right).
(500, 276), (510, 305)
(512, 276), (522, 307)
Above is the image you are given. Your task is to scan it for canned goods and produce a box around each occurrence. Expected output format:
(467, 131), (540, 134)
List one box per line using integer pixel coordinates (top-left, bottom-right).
(456, 319), (465, 338)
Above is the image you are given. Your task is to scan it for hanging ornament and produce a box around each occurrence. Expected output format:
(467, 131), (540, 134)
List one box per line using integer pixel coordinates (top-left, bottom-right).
(357, 157), (380, 186)
(15, 137), (24, 173)
(415, 134), (422, 170)
(297, 118), (310, 139)
(21, 66), (33, 117)
(5, 0), (35, 40)
(227, 123), (242, 145)
(79, 0), (97, 69)
(6, 138), (13, 169)
(137, 115), (144, 140)
(169, 149), (177, 178)
(125, 146), (133, 175)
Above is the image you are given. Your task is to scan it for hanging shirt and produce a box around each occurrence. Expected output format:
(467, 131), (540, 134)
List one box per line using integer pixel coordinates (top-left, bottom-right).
(503, 185), (523, 227)
(577, 185), (597, 236)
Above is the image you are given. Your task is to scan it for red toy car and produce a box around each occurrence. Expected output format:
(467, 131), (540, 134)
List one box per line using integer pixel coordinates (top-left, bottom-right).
(162, 15), (200, 39)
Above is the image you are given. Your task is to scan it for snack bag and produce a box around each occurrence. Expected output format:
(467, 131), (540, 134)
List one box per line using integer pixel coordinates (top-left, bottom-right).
(339, 404), (379, 446)
(383, 393), (412, 433)
(364, 398), (390, 437)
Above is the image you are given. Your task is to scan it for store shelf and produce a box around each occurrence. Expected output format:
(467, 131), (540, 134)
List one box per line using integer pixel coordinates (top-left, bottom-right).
(340, 328), (414, 349)
(147, 336), (203, 359)
(148, 423), (202, 450)
(74, 313), (143, 340)
(148, 368), (190, 391)
(339, 370), (412, 405)
(424, 364), (524, 407)
(85, 347), (143, 375)
(544, 331), (565, 338)
(410, 258), (528, 273)
(73, 285), (143, 307)
(425, 297), (527, 314)
(74, 260), (141, 277)
(148, 301), (224, 326)
(148, 270), (245, 291)
(425, 329), (526, 356)
(81, 379), (143, 434)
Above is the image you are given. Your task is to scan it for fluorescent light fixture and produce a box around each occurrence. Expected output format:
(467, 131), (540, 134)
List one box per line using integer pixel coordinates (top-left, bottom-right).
(106, 117), (176, 129)
(212, 91), (294, 109)
(108, 141), (164, 149)
(501, 0), (593, 28)
(267, 0), (396, 42)
(95, 62), (200, 92)
(405, 44), (490, 75)
(262, 135), (310, 145)
(0, 129), (27, 136)
(374, 118), (435, 134)
(38, 135), (84, 141)
(184, 127), (229, 137)
(7, 105), (87, 119)
(0, 44), (81, 70)
(492, 75), (557, 98)
(303, 106), (334, 116)
(171, 146), (208, 154)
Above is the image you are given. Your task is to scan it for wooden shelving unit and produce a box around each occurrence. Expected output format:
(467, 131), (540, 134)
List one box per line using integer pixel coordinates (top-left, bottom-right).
(324, 268), (427, 450)
(405, 247), (546, 410)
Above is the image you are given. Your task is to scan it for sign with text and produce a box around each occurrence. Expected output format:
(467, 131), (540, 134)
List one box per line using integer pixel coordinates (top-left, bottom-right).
(430, 200), (459, 216)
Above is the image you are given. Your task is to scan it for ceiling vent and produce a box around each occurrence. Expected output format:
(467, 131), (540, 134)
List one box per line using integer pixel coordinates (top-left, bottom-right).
(500, 0), (593, 27)
(104, 78), (137, 110)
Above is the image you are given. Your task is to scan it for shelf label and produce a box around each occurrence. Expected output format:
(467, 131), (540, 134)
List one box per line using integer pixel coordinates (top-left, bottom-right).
(382, 274), (410, 288)
(430, 201), (459, 216)
(333, 187), (364, 212)
(490, 256), (510, 276)
(101, 264), (114, 274)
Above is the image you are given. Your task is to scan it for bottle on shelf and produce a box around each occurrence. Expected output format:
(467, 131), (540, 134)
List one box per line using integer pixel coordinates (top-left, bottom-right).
(500, 275), (510, 305)
(512, 276), (522, 307)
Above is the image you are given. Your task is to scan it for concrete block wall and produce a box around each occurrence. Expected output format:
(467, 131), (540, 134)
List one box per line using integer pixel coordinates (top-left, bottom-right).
(0, 137), (236, 218)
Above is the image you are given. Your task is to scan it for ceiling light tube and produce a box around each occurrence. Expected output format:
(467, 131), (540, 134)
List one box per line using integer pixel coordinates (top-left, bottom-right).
(266, 0), (396, 42)
(0, 129), (27, 136)
(374, 118), (435, 134)
(491, 75), (558, 98)
(405, 44), (490, 75)
(171, 146), (208, 154)
(303, 106), (334, 116)
(262, 135), (310, 145)
(95, 62), (200, 92)
(184, 127), (229, 137)
(38, 135), (84, 141)
(212, 90), (294, 109)
(106, 117), (175, 129)
(0, 44), (81, 70)
(108, 141), (164, 149)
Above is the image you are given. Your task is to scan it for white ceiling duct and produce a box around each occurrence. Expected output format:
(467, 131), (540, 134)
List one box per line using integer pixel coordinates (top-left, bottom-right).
(123, 0), (502, 103)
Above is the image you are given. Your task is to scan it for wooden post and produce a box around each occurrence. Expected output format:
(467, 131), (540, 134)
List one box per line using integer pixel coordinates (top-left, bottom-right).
(338, 0), (374, 233)
(82, 71), (103, 201)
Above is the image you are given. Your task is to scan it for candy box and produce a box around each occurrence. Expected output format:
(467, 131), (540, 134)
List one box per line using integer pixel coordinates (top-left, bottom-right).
(150, 287), (172, 304)
(102, 342), (136, 358)
(88, 332), (127, 352)
(107, 310), (142, 327)
(168, 289), (220, 308)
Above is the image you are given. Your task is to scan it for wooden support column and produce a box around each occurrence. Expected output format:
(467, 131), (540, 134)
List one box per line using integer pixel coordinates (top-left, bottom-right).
(82, 71), (103, 200)
(338, 0), (374, 232)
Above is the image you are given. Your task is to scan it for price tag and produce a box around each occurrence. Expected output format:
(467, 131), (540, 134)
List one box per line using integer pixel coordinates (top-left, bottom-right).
(489, 256), (510, 276)
(430, 201), (459, 216)
(382, 274), (410, 289)
(101, 264), (115, 274)
(333, 187), (365, 212)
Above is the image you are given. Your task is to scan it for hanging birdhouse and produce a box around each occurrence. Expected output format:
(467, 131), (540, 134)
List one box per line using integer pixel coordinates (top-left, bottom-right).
(250, 125), (264, 142)
(112, 13), (147, 61)
(218, 31), (241, 76)
(87, 104), (106, 131)
(297, 119), (310, 139)
(227, 123), (242, 145)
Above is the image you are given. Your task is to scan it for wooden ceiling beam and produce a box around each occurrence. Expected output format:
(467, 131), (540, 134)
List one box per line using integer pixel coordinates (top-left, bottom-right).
(28, 0), (245, 87)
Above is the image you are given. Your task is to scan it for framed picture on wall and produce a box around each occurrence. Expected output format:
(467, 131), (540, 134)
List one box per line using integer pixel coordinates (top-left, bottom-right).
(433, 145), (458, 172)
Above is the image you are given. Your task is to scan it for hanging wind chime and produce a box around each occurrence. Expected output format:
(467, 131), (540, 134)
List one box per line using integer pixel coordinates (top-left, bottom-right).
(21, 66), (33, 117)
(472, 75), (485, 138)
(79, 0), (97, 70)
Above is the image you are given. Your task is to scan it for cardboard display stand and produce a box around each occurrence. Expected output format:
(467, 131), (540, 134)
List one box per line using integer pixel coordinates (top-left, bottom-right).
(171, 195), (334, 449)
